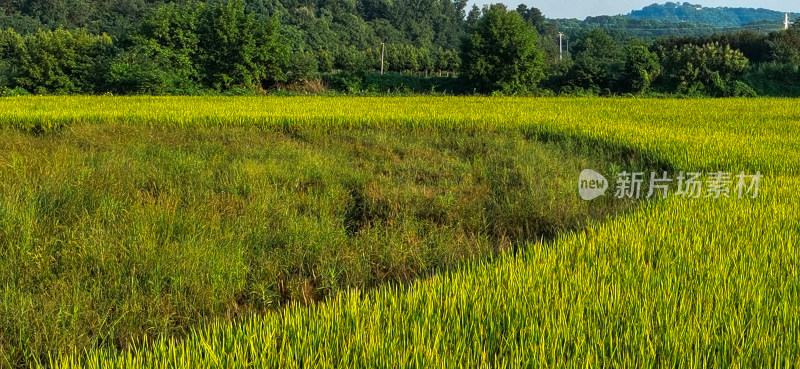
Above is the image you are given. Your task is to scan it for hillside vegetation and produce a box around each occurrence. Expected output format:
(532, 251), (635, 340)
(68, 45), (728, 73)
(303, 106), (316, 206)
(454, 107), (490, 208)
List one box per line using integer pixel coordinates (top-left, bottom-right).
(629, 2), (799, 27)
(2, 1), (800, 96)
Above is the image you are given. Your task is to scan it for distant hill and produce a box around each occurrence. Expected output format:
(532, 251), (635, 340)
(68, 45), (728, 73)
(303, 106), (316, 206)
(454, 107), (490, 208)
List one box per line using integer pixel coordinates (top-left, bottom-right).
(551, 2), (800, 39)
(629, 2), (799, 28)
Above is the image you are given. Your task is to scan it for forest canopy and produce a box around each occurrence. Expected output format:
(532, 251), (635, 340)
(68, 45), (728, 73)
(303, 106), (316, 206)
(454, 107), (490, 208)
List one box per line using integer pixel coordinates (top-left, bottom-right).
(1, 0), (799, 96)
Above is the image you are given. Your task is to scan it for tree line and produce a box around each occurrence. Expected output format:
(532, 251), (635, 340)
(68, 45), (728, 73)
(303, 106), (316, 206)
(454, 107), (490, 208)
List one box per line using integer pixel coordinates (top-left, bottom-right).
(0, 0), (799, 96)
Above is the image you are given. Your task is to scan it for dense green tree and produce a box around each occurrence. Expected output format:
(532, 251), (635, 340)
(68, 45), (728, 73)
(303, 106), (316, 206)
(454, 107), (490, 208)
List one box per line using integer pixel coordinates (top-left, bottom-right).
(286, 50), (318, 82)
(316, 48), (334, 72)
(654, 31), (771, 64)
(660, 42), (751, 96)
(335, 45), (366, 73)
(445, 49), (460, 72)
(767, 29), (800, 64)
(402, 44), (420, 71)
(460, 5), (545, 94)
(417, 46), (432, 73)
(0, 12), (46, 33)
(622, 45), (660, 93)
(515, 4), (545, 34)
(465, 4), (480, 31)
(386, 0), (434, 48)
(329, 12), (377, 51)
(565, 29), (621, 93)
(111, 0), (289, 92)
(368, 18), (404, 45)
(357, 0), (390, 20)
(434, 46), (460, 73)
(2, 0), (154, 37)
(133, 2), (201, 83)
(432, 0), (466, 50)
(745, 61), (800, 97)
(244, 0), (287, 18)
(104, 40), (201, 94)
(0, 29), (19, 88)
(197, 0), (288, 90)
(0, 28), (113, 93)
(382, 43), (420, 73)
(719, 31), (772, 64)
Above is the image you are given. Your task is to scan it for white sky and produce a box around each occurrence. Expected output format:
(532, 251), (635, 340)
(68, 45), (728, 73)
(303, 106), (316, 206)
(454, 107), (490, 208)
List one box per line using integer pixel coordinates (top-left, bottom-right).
(467, 1), (800, 19)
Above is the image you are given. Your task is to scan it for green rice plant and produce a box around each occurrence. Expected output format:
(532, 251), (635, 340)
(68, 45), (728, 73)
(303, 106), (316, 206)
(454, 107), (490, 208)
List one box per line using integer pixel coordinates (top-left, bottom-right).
(0, 96), (796, 368)
(1, 96), (797, 173)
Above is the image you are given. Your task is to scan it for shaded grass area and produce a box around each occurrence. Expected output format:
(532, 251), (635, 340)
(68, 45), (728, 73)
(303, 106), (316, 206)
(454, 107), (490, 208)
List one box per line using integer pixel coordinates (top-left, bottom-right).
(62, 175), (798, 368)
(0, 124), (648, 366)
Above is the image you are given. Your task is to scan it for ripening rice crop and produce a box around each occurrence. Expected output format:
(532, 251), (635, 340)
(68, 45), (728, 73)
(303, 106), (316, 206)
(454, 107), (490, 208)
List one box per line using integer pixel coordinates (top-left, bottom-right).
(2, 96), (797, 173)
(0, 96), (797, 368)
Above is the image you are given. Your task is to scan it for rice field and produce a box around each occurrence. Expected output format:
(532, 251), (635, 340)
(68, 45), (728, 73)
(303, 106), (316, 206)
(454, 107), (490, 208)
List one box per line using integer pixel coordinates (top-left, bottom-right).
(0, 96), (798, 368)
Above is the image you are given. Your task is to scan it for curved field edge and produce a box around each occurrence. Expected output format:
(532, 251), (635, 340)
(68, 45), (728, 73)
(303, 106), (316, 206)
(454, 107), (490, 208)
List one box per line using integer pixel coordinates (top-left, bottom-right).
(7, 97), (796, 367)
(57, 179), (800, 368)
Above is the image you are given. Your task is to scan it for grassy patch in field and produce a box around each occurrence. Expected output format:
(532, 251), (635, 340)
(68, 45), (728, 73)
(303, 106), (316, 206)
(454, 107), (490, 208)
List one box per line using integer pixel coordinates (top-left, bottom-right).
(0, 123), (647, 366)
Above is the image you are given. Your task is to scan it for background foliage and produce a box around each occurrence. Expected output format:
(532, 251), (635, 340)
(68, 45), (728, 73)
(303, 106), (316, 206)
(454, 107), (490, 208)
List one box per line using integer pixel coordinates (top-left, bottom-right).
(1, 0), (800, 95)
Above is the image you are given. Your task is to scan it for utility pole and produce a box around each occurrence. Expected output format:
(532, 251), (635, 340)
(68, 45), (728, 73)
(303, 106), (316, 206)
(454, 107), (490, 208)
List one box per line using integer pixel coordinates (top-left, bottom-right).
(558, 32), (563, 62)
(381, 43), (385, 75)
(786, 13), (790, 30)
